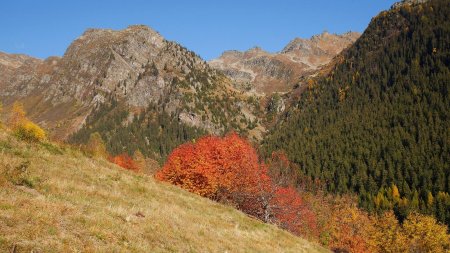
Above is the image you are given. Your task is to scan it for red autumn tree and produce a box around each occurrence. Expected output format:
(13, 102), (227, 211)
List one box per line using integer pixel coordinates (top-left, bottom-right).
(270, 186), (317, 237)
(156, 133), (317, 238)
(109, 153), (139, 172)
(156, 133), (263, 200)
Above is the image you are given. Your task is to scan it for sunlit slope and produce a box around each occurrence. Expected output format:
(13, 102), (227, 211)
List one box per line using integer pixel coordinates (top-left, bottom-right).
(0, 131), (327, 253)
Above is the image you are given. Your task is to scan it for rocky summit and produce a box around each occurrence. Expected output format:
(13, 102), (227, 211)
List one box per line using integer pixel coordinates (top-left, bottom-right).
(209, 32), (359, 95)
(0, 25), (261, 140)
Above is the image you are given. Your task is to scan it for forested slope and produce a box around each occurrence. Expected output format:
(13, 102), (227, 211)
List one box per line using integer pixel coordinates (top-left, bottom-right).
(263, 0), (450, 225)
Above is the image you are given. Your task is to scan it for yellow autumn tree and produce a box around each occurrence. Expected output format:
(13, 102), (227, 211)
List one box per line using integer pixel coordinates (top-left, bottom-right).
(9, 102), (46, 142)
(426, 191), (434, 208)
(328, 206), (377, 253)
(14, 121), (47, 142)
(402, 212), (450, 253)
(368, 211), (407, 253)
(391, 184), (400, 201)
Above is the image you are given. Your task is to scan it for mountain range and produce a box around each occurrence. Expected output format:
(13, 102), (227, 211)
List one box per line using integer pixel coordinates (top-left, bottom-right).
(0, 24), (358, 160)
(1, 0), (449, 251)
(0, 26), (257, 139)
(209, 31), (359, 95)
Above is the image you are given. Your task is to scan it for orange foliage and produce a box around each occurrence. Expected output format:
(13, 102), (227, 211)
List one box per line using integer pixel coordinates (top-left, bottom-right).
(156, 133), (318, 238)
(8, 101), (46, 142)
(271, 186), (318, 237)
(109, 153), (139, 172)
(328, 206), (376, 253)
(156, 133), (262, 199)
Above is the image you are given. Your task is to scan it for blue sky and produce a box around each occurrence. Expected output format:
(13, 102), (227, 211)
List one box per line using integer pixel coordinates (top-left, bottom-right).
(0, 0), (397, 60)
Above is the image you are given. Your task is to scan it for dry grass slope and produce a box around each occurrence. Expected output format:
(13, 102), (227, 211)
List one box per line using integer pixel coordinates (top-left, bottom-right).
(0, 130), (328, 253)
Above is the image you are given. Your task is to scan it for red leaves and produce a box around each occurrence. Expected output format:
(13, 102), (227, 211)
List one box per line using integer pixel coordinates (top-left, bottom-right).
(272, 187), (304, 230)
(109, 153), (139, 172)
(156, 133), (262, 199)
(156, 133), (318, 238)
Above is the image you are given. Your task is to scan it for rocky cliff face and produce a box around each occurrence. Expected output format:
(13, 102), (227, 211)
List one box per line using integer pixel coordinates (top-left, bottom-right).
(209, 32), (360, 95)
(0, 25), (261, 140)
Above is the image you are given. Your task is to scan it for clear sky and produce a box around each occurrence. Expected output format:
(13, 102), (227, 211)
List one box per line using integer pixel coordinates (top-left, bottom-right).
(0, 0), (397, 61)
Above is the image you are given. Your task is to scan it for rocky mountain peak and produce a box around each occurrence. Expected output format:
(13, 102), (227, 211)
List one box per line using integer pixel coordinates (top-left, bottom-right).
(217, 50), (243, 61)
(210, 31), (360, 95)
(221, 50), (242, 57)
(65, 25), (164, 60)
(282, 31), (359, 54)
(247, 46), (264, 53)
(244, 46), (269, 57)
(310, 31), (331, 41)
(1, 25), (261, 140)
(280, 37), (309, 54)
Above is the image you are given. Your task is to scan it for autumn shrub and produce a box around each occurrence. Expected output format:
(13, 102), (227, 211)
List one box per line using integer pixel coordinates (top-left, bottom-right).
(109, 153), (139, 172)
(325, 207), (450, 253)
(7, 101), (46, 142)
(327, 205), (377, 253)
(367, 211), (407, 253)
(270, 186), (318, 237)
(13, 121), (47, 142)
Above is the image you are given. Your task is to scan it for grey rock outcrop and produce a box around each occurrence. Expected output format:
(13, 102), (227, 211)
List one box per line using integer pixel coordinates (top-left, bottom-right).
(209, 32), (360, 95)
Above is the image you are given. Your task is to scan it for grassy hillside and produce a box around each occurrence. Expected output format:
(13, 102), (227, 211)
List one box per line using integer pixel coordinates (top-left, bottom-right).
(0, 130), (327, 253)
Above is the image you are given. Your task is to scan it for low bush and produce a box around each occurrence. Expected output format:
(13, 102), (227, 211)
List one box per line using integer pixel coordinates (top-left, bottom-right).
(13, 121), (46, 142)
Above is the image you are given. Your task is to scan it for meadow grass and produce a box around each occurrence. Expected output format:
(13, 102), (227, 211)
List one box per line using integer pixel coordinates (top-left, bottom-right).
(0, 130), (328, 252)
